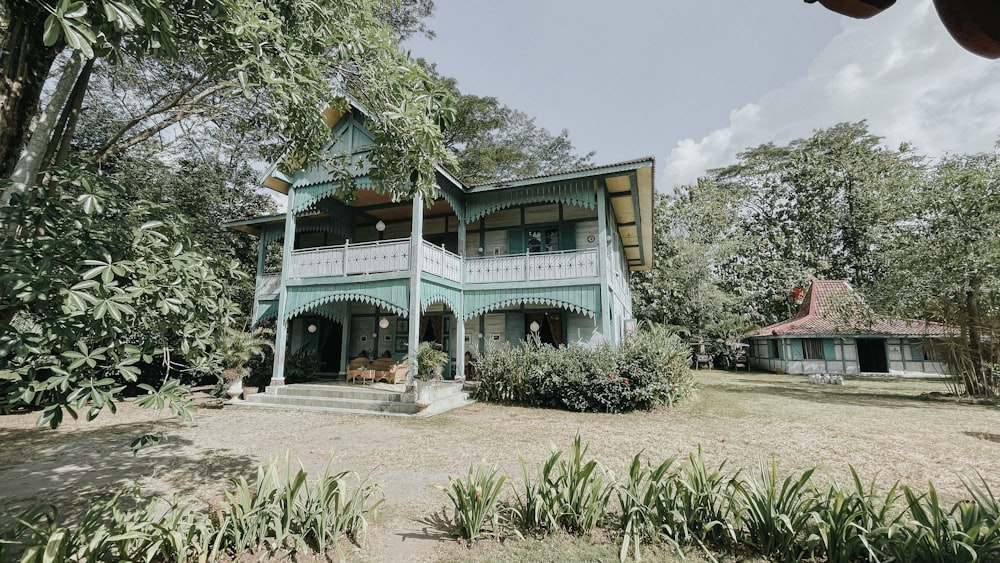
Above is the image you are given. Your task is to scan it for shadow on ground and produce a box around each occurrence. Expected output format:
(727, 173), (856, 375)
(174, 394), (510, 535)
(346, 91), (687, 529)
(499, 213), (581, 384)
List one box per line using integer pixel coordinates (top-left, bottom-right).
(704, 377), (954, 410)
(0, 418), (257, 527)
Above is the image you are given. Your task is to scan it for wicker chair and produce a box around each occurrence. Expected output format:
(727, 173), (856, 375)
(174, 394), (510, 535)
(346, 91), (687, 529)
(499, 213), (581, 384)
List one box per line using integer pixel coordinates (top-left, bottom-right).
(370, 358), (409, 384)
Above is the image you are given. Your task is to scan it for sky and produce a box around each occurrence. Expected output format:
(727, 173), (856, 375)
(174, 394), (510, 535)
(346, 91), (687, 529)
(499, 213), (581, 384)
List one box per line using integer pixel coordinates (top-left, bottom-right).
(405, 0), (1000, 192)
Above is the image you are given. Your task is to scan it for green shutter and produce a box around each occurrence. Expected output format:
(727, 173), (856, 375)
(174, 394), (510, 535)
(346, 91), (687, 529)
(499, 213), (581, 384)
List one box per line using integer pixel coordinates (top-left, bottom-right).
(507, 229), (526, 254)
(559, 222), (576, 251)
(505, 312), (525, 343)
(910, 342), (925, 361)
(823, 339), (836, 360)
(790, 339), (804, 360)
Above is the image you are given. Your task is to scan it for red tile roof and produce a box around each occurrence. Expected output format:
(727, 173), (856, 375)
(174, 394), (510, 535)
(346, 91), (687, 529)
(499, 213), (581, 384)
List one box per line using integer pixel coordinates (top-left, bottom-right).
(746, 280), (956, 338)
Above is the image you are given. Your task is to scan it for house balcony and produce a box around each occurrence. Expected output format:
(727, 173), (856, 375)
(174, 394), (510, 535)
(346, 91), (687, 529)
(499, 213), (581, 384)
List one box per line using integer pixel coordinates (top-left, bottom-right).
(255, 237), (600, 301)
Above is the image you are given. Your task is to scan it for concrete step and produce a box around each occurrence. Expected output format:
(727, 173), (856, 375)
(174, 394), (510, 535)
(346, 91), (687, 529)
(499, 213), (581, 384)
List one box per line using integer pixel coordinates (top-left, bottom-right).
(246, 393), (421, 415)
(236, 381), (472, 417)
(268, 384), (404, 402)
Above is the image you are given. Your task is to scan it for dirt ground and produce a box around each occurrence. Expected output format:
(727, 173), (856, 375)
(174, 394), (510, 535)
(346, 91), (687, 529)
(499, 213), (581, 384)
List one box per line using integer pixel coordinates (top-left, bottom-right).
(2, 371), (1000, 562)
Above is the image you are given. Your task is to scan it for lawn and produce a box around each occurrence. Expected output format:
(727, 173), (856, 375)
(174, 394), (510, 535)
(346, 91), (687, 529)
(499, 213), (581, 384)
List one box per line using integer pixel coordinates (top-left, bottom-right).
(1, 370), (998, 561)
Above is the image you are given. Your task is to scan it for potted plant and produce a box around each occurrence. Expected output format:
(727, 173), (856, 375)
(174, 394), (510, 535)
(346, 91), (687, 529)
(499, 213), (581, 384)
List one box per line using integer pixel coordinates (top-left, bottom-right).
(414, 342), (448, 407)
(218, 326), (274, 400)
(416, 341), (448, 381)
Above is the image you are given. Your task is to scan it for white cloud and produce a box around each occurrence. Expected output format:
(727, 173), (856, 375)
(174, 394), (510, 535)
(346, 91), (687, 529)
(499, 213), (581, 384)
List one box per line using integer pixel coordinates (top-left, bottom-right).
(663, 0), (1000, 189)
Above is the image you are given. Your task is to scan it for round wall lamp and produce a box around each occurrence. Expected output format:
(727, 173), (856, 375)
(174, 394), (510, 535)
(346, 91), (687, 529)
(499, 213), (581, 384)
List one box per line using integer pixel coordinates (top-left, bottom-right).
(529, 321), (540, 333)
(379, 317), (390, 329)
(307, 324), (317, 333)
(375, 220), (386, 232)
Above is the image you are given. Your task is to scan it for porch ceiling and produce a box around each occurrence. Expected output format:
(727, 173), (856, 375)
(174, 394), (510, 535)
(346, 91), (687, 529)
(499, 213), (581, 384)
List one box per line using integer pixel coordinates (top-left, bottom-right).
(604, 163), (654, 271)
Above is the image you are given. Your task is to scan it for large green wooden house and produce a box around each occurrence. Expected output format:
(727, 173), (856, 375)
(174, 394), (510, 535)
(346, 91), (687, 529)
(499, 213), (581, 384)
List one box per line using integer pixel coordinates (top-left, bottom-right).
(226, 105), (654, 386)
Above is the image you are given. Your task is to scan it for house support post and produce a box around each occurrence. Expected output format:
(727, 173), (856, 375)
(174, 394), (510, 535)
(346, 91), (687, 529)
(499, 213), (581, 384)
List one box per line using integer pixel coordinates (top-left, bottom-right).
(251, 233), (266, 324)
(455, 220), (467, 381)
(270, 186), (297, 386)
(596, 181), (612, 341)
(406, 195), (424, 388)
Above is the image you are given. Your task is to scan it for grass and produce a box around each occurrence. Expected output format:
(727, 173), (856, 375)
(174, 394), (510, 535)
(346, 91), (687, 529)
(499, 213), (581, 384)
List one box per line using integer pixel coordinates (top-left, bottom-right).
(2, 370), (999, 562)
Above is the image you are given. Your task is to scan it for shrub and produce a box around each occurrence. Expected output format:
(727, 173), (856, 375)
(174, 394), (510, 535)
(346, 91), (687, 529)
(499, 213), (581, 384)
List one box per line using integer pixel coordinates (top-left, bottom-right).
(733, 457), (816, 559)
(442, 463), (508, 541)
(284, 346), (321, 384)
(474, 324), (694, 413)
(0, 454), (381, 562)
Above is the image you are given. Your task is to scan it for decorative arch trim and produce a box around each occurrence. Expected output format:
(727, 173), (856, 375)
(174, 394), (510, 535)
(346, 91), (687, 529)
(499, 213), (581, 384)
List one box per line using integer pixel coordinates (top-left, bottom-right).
(463, 179), (596, 223)
(284, 280), (409, 321)
(463, 285), (599, 320)
(421, 282), (462, 314)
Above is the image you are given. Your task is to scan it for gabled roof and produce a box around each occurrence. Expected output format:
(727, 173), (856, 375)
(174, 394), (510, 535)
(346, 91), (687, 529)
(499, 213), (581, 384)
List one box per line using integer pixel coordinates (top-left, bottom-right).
(746, 280), (956, 338)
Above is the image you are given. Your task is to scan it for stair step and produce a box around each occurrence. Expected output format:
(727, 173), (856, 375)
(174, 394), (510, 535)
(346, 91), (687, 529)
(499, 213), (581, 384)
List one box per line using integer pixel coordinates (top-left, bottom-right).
(246, 393), (421, 414)
(236, 381), (472, 417)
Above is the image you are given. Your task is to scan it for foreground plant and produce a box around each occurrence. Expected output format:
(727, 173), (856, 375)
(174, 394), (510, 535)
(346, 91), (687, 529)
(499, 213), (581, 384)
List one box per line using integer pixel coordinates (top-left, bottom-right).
(442, 463), (508, 541)
(733, 457), (816, 559)
(0, 454), (381, 561)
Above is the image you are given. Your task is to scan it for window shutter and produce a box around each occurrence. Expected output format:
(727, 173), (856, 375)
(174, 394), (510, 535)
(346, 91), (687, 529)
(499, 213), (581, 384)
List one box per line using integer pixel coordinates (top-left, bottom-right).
(507, 229), (525, 254)
(505, 312), (525, 343)
(823, 339), (836, 360)
(910, 342), (925, 361)
(790, 339), (804, 360)
(559, 222), (576, 251)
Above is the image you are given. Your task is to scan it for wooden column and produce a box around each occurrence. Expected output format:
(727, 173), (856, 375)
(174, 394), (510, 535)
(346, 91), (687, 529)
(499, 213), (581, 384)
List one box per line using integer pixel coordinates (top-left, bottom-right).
(406, 195), (424, 387)
(455, 220), (466, 380)
(270, 187), (297, 385)
(596, 181), (612, 340)
(251, 232), (267, 325)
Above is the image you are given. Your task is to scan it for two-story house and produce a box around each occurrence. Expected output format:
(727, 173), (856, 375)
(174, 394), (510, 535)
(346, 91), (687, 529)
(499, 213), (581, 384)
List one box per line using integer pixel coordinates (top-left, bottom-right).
(226, 104), (654, 387)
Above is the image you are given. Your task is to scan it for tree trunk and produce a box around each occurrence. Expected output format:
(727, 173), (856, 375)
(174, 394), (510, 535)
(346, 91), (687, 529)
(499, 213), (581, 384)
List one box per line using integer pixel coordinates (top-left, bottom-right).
(0, 2), (63, 177)
(965, 276), (986, 395)
(3, 52), (85, 209)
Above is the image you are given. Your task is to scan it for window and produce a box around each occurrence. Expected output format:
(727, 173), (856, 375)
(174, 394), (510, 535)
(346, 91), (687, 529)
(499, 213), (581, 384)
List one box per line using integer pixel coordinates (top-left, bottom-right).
(769, 340), (781, 359)
(527, 227), (560, 253)
(803, 339), (825, 360)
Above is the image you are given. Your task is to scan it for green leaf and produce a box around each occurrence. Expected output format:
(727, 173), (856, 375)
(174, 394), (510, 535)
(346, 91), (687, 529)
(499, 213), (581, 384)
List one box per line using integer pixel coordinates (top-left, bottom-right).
(43, 14), (63, 46)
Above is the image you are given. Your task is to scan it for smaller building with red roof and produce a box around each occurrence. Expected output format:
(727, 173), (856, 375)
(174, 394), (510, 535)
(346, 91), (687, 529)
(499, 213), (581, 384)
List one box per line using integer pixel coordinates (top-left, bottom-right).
(745, 280), (955, 376)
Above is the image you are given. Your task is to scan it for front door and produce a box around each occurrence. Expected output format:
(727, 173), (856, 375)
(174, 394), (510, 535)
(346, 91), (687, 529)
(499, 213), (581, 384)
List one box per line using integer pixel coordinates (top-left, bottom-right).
(857, 338), (888, 373)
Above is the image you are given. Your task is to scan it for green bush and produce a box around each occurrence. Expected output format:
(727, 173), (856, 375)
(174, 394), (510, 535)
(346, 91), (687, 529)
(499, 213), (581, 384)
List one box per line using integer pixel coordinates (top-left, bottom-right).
(284, 346), (321, 384)
(474, 324), (693, 413)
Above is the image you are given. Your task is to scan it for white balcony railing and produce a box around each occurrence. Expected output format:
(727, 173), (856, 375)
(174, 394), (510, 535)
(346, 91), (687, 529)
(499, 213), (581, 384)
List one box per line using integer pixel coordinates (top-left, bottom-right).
(257, 273), (281, 296)
(465, 248), (599, 284)
(421, 241), (462, 282)
(289, 238), (410, 279)
(259, 239), (600, 301)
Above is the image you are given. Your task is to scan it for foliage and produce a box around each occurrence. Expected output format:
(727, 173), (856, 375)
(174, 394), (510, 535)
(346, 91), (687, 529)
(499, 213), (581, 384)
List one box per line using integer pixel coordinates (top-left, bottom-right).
(0, 171), (244, 426)
(217, 327), (274, 382)
(0, 454), (382, 561)
(2, 0), (456, 210)
(872, 152), (1000, 398)
(507, 435), (612, 541)
(444, 441), (1000, 562)
(284, 347), (321, 384)
(441, 463), (508, 541)
(415, 341), (448, 381)
(732, 457), (816, 559)
(474, 325), (693, 413)
(425, 64), (595, 184)
(804, 467), (901, 563)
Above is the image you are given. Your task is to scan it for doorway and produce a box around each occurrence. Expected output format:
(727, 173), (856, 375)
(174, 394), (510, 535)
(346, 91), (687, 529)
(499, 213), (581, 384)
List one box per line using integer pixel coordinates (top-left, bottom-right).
(525, 312), (564, 347)
(857, 338), (888, 373)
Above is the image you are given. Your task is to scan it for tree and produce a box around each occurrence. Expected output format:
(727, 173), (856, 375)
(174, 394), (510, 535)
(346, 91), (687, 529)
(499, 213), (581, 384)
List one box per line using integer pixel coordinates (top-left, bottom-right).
(874, 152), (1000, 396)
(0, 170), (246, 429)
(1, 0), (455, 207)
(425, 65), (595, 184)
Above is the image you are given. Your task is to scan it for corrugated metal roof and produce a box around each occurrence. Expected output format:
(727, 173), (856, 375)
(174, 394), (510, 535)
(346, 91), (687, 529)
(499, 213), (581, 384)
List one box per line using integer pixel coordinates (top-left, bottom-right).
(747, 280), (957, 337)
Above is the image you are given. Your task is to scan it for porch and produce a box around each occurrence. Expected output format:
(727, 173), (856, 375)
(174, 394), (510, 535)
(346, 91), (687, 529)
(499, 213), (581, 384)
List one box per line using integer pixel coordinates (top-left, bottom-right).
(254, 237), (600, 298)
